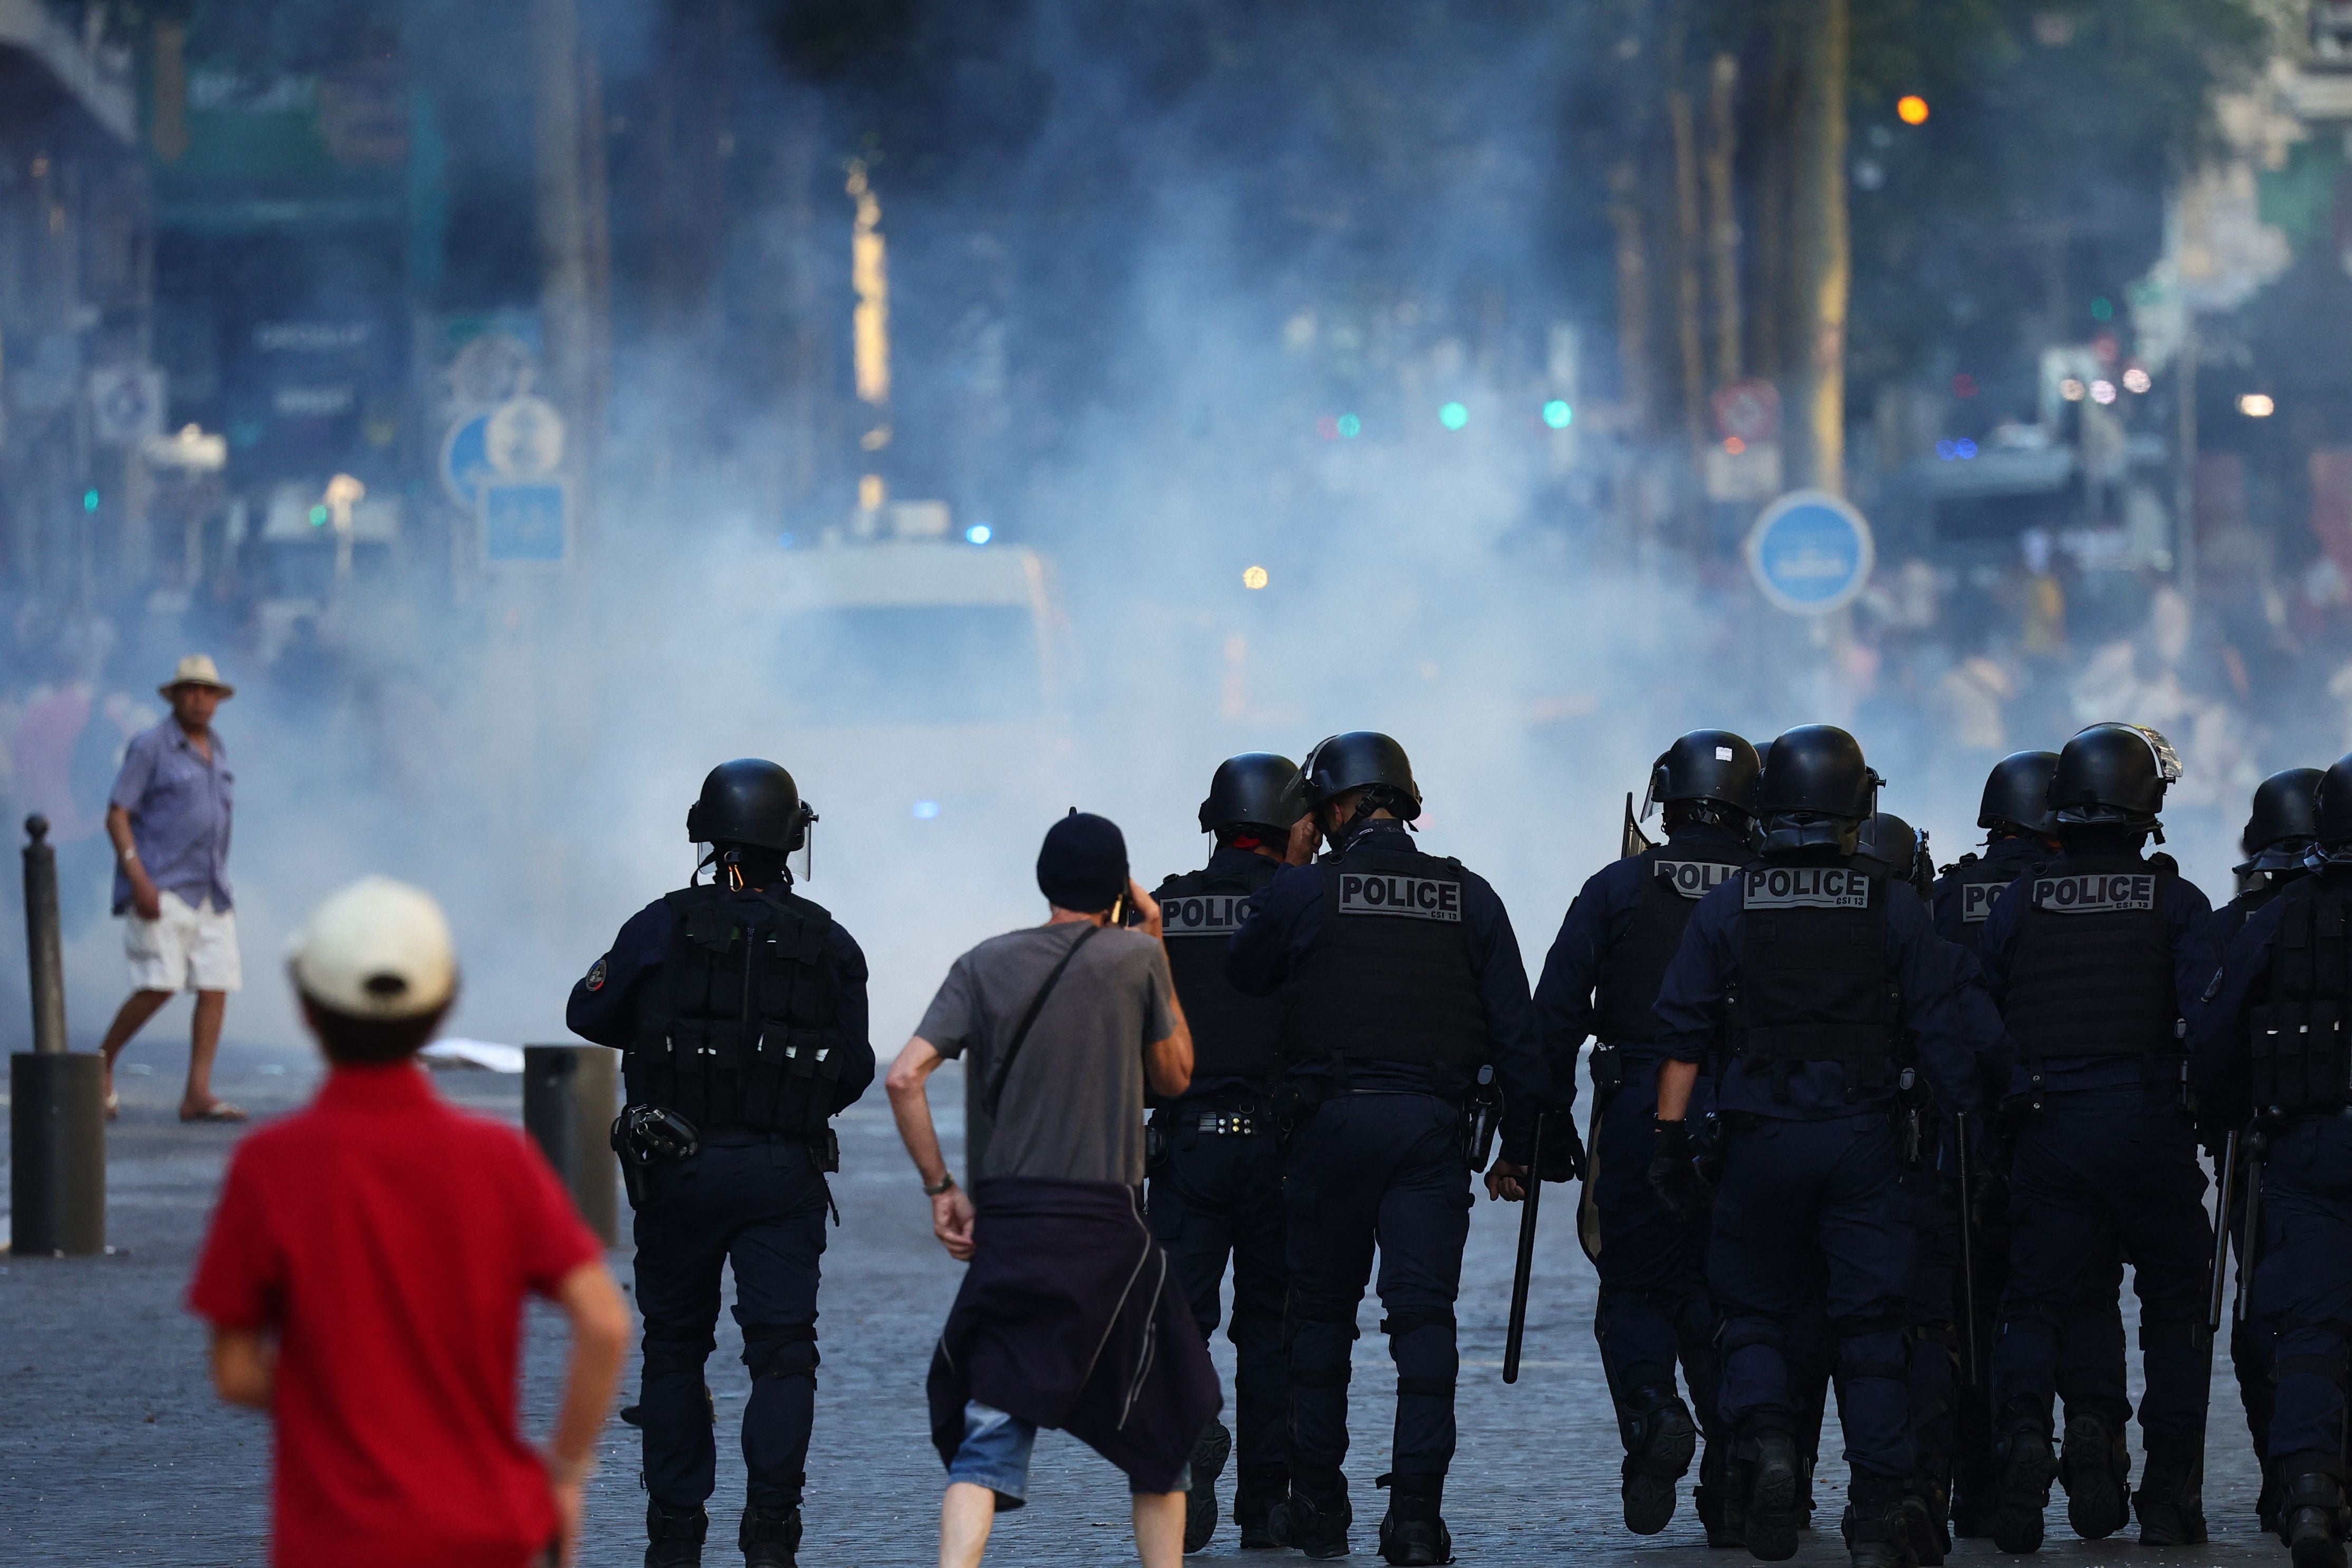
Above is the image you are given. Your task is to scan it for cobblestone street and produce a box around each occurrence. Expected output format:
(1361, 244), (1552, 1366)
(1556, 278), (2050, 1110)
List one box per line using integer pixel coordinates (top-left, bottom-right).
(2, 1044), (2272, 1567)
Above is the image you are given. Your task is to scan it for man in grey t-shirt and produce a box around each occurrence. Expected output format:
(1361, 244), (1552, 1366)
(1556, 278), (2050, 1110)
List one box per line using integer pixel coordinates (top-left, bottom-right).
(888, 810), (1202, 1568)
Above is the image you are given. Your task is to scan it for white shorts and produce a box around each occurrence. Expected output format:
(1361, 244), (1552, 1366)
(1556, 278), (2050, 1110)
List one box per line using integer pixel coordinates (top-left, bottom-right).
(125, 891), (243, 994)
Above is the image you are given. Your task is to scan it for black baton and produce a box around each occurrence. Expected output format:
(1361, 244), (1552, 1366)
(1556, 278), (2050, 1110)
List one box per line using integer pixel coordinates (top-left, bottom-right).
(1504, 1111), (1545, 1384)
(2207, 1127), (2239, 1334)
(1955, 1110), (1980, 1390)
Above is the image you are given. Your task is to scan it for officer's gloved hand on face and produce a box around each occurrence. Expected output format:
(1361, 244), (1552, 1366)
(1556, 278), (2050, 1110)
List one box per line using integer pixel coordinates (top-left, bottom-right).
(1647, 1117), (1700, 1219)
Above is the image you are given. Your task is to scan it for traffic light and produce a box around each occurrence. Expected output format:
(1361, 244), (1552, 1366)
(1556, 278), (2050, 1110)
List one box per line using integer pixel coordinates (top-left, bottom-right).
(1439, 401), (1469, 431)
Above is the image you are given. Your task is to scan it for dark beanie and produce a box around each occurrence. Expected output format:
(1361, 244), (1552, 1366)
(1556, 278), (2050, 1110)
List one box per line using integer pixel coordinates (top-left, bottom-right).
(1038, 810), (1128, 913)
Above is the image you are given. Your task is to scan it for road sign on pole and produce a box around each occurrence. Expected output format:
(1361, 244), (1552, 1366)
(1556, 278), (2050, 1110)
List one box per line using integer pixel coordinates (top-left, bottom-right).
(439, 411), (495, 510)
(1745, 490), (1875, 615)
(482, 479), (568, 565)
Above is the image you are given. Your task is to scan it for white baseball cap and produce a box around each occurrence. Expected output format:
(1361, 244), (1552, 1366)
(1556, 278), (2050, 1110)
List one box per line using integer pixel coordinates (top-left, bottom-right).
(287, 876), (458, 1020)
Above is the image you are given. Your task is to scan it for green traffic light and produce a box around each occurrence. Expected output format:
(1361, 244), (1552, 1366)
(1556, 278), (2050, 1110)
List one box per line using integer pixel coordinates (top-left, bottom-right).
(1439, 401), (1469, 431)
(1543, 400), (1573, 429)
(1337, 413), (1362, 439)
(82, 489), (98, 513)
(309, 504), (329, 527)
(2090, 297), (2114, 322)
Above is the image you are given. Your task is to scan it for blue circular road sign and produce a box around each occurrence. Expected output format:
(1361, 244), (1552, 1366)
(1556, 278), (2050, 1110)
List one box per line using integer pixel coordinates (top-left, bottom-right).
(1745, 490), (1876, 615)
(438, 412), (494, 510)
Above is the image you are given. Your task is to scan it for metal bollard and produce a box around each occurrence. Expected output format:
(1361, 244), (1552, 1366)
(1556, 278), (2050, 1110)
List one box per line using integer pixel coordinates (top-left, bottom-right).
(523, 1044), (618, 1246)
(13, 815), (104, 1255)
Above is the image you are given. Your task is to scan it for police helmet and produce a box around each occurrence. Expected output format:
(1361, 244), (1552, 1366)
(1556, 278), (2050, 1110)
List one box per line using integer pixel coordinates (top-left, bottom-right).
(2050, 722), (2181, 828)
(1854, 811), (1917, 873)
(1755, 726), (1879, 857)
(1199, 753), (1307, 835)
(1978, 750), (2061, 838)
(2240, 767), (2323, 873)
(1643, 730), (1761, 819)
(1301, 732), (1421, 818)
(2314, 753), (2352, 854)
(686, 759), (815, 853)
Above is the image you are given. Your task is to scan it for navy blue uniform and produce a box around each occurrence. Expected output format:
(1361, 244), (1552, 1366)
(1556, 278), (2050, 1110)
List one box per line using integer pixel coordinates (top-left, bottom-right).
(1227, 822), (1545, 1489)
(1147, 844), (1291, 1509)
(568, 888), (873, 1517)
(2197, 881), (2352, 1490)
(1975, 854), (2217, 1493)
(1534, 824), (1744, 1505)
(1656, 865), (1991, 1486)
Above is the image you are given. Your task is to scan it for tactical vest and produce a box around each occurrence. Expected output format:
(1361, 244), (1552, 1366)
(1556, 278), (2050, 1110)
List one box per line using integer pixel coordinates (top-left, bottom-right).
(1729, 862), (1899, 1100)
(1155, 861), (1284, 1082)
(2247, 880), (2352, 1116)
(2003, 854), (2177, 1067)
(1282, 841), (1488, 1073)
(627, 883), (848, 1135)
(1941, 852), (2036, 957)
(1593, 846), (1744, 1045)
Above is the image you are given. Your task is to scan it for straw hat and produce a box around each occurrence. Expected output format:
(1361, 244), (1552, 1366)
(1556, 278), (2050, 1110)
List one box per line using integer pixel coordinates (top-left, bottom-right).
(159, 653), (234, 699)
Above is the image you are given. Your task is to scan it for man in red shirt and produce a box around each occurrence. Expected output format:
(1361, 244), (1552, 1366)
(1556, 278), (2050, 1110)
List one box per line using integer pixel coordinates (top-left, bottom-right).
(189, 876), (631, 1567)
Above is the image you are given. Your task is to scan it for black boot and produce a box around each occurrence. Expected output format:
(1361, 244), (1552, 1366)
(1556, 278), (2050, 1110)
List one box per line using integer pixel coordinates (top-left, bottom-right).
(2058, 1413), (2129, 1540)
(1737, 1427), (1804, 1563)
(1897, 1486), (1947, 1567)
(1268, 1466), (1352, 1561)
(1621, 1384), (1700, 1535)
(646, 1500), (709, 1568)
(1185, 1418), (1233, 1553)
(1378, 1473), (1454, 1567)
(1235, 1464), (1289, 1550)
(1988, 1424), (2057, 1554)
(739, 1505), (800, 1568)
(1696, 1441), (1745, 1550)
(2133, 1448), (2208, 1546)
(1842, 1473), (1919, 1568)
(2279, 1458), (2349, 1568)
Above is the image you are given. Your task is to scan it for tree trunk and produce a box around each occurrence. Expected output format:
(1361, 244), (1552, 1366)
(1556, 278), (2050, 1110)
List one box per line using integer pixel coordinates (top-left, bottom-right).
(1609, 161), (1653, 439)
(1785, 0), (1848, 495)
(1670, 85), (1709, 464)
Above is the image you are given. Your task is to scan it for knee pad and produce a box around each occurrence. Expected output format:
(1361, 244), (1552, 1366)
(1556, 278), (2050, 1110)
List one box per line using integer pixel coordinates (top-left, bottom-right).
(1380, 1309), (1456, 1341)
(642, 1321), (718, 1377)
(2277, 1352), (2352, 1392)
(1833, 1317), (1909, 1384)
(740, 1322), (819, 1385)
(1719, 1319), (1788, 1360)
(1287, 1298), (1362, 1343)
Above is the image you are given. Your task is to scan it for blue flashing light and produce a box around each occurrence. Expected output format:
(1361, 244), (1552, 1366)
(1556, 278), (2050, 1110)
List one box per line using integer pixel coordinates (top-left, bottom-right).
(1337, 413), (1363, 439)
(912, 800), (941, 820)
(1542, 399), (1573, 429)
(965, 524), (993, 545)
(777, 530), (796, 549)
(1438, 401), (1469, 431)
(1935, 438), (1981, 462)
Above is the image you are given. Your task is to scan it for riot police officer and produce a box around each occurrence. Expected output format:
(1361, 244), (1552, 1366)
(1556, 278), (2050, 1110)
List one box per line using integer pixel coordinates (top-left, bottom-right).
(1226, 731), (1548, 1565)
(1933, 752), (2061, 954)
(2216, 768), (2325, 944)
(2198, 751), (2352, 1568)
(568, 761), (876, 1568)
(1650, 725), (1994, 1568)
(1148, 753), (1307, 1551)
(1976, 723), (2220, 1553)
(1511, 729), (1758, 1542)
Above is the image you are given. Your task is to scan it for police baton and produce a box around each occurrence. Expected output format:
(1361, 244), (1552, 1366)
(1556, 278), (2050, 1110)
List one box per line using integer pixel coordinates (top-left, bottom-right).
(1503, 1112), (1544, 1384)
(2236, 1127), (2269, 1326)
(1954, 1109), (1980, 1390)
(2206, 1127), (2239, 1335)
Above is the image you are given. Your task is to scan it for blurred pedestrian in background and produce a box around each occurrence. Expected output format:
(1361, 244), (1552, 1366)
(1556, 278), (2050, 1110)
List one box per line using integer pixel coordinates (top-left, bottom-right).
(886, 809), (1216, 1568)
(98, 654), (242, 1121)
(188, 876), (630, 1568)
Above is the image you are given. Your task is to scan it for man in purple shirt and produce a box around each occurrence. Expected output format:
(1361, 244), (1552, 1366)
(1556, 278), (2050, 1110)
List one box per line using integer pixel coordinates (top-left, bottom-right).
(97, 655), (243, 1122)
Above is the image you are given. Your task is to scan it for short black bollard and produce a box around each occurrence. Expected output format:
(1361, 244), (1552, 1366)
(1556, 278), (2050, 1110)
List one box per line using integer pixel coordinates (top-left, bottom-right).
(523, 1044), (618, 1246)
(12, 815), (104, 1256)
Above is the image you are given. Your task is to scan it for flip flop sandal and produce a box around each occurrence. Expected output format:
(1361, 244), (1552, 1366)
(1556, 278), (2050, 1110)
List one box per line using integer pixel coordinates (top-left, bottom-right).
(180, 1101), (247, 1123)
(104, 1091), (119, 1121)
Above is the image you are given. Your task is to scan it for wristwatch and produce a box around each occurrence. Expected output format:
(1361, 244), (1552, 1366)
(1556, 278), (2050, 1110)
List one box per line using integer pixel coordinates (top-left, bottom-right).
(923, 1172), (958, 1197)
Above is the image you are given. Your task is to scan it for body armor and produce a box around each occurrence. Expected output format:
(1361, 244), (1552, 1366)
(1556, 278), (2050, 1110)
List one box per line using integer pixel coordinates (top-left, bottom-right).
(1594, 846), (1744, 1045)
(2248, 879), (2352, 1117)
(1729, 862), (1899, 1100)
(2004, 855), (2177, 1069)
(1942, 852), (2037, 956)
(1156, 861), (1285, 1082)
(627, 883), (848, 1135)
(1282, 840), (1487, 1074)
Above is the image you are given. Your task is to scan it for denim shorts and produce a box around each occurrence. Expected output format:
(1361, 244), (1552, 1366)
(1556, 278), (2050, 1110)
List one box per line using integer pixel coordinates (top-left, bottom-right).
(948, 1400), (1189, 1506)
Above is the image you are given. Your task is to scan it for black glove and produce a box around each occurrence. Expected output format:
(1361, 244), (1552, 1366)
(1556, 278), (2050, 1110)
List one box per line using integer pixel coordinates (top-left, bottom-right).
(1540, 1112), (1589, 1182)
(1648, 1116), (1699, 1220)
(1967, 1163), (2008, 1234)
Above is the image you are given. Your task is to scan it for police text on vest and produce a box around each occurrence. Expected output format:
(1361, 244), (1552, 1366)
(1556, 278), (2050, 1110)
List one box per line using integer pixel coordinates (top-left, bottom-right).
(1338, 874), (1464, 921)
(1743, 866), (1872, 910)
(2031, 873), (2156, 913)
(1161, 895), (1248, 936)
(1657, 861), (1738, 900)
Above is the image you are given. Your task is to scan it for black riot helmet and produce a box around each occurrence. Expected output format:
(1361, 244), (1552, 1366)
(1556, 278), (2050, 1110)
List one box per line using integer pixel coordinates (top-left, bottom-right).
(1978, 750), (2061, 839)
(2313, 753), (2352, 861)
(1856, 811), (1934, 898)
(685, 759), (816, 853)
(1754, 725), (1880, 857)
(1199, 753), (1307, 836)
(1643, 730), (1761, 823)
(2050, 722), (2181, 830)
(1300, 731), (1422, 820)
(2240, 767), (2323, 874)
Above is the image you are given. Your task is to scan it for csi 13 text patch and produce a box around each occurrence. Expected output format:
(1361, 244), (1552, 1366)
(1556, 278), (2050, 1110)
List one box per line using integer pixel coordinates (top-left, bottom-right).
(1161, 894), (1249, 936)
(2032, 873), (2157, 914)
(1656, 861), (1739, 901)
(1744, 866), (1872, 910)
(1961, 881), (2009, 924)
(1338, 873), (1464, 921)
